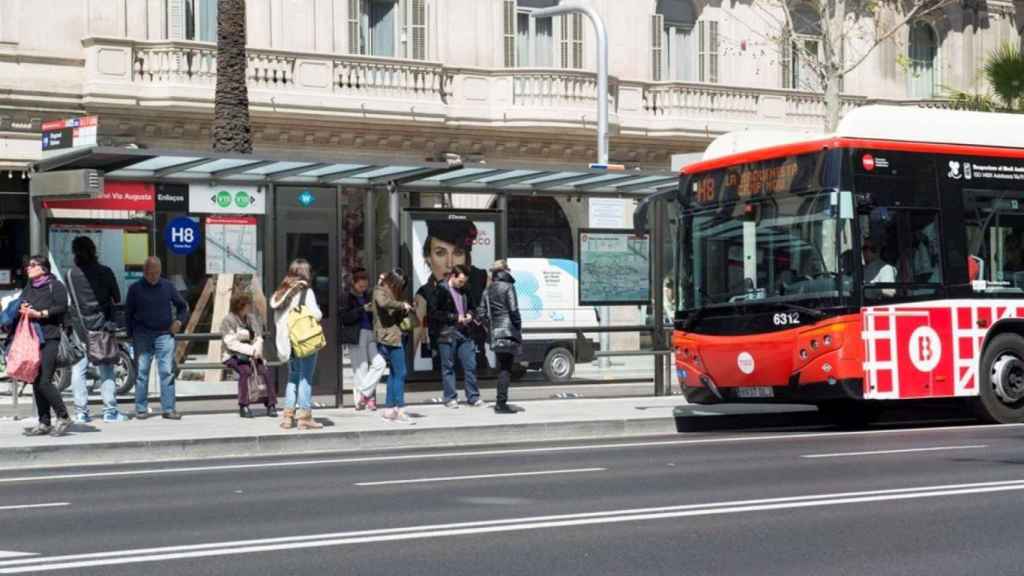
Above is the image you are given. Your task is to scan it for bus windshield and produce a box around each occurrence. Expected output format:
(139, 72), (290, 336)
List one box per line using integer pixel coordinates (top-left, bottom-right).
(676, 152), (851, 312)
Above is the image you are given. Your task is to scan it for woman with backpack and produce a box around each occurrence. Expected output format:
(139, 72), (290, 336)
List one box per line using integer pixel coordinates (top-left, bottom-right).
(372, 269), (414, 424)
(271, 259), (324, 430)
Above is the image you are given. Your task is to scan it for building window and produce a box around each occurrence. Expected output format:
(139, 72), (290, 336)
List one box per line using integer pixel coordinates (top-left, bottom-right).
(652, 0), (698, 81)
(349, 0), (427, 59)
(0, 0), (18, 44)
(503, 1), (579, 69)
(908, 21), (938, 98)
(168, 0), (217, 42)
(697, 19), (718, 83)
(781, 3), (821, 91)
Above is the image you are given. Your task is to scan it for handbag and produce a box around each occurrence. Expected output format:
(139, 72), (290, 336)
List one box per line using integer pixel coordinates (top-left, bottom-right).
(399, 311), (417, 333)
(49, 281), (85, 369)
(6, 315), (41, 383)
(66, 269), (118, 365)
(247, 360), (267, 404)
(288, 289), (326, 358)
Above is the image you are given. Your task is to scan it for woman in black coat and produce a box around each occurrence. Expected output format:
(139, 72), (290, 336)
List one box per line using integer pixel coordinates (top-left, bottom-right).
(19, 255), (73, 436)
(475, 260), (522, 414)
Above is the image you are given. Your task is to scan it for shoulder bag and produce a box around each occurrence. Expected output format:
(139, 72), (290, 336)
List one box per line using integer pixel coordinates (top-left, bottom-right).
(66, 269), (119, 365)
(49, 281), (85, 368)
(287, 289), (326, 358)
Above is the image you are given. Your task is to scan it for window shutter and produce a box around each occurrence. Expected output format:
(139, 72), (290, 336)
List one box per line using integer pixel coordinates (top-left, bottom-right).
(651, 13), (664, 81)
(559, 14), (569, 68)
(408, 0), (426, 60)
(781, 35), (793, 89)
(697, 20), (705, 81)
(348, 0), (362, 54)
(708, 20), (719, 83)
(503, 0), (516, 67)
(167, 0), (188, 40)
(572, 13), (583, 69)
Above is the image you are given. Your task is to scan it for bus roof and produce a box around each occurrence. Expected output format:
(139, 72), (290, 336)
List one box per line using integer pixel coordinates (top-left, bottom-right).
(685, 105), (1024, 175)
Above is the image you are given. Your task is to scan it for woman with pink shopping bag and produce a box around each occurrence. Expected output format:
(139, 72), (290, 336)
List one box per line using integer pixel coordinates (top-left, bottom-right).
(15, 256), (73, 436)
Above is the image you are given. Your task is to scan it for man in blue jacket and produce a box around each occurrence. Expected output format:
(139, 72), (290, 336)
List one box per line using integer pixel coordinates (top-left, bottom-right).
(125, 257), (189, 420)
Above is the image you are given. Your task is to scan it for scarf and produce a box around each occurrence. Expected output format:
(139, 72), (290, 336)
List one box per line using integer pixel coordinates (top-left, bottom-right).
(31, 274), (51, 289)
(447, 281), (466, 317)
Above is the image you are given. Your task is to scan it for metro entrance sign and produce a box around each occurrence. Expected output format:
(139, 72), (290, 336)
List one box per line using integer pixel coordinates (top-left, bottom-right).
(165, 217), (200, 255)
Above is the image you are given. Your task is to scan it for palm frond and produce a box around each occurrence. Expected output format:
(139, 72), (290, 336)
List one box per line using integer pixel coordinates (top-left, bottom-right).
(985, 43), (1024, 112)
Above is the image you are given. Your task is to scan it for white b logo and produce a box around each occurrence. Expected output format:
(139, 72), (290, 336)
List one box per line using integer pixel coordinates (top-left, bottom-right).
(737, 352), (755, 375)
(909, 326), (941, 372)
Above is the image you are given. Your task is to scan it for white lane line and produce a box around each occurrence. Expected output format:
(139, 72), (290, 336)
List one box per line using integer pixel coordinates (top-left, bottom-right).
(355, 467), (606, 486)
(2, 479), (1024, 573)
(0, 503), (69, 512)
(1, 422), (1021, 484)
(0, 554), (35, 561)
(802, 444), (990, 459)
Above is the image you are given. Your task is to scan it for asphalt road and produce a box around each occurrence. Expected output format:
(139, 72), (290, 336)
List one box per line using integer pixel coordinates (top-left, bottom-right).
(1, 417), (1024, 575)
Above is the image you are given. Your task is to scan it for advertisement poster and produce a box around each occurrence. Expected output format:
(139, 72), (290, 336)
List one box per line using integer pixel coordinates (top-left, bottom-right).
(408, 211), (498, 373)
(48, 223), (149, 296)
(578, 229), (650, 305)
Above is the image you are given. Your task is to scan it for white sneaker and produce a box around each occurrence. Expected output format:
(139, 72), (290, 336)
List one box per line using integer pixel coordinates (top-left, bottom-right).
(469, 399), (489, 408)
(395, 410), (415, 425)
(444, 400), (460, 409)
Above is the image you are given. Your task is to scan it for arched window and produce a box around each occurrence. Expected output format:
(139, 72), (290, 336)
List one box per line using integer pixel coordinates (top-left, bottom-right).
(781, 2), (822, 91)
(652, 0), (717, 82)
(908, 21), (938, 98)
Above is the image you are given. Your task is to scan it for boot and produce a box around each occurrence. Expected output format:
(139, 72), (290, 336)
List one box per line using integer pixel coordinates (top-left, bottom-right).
(266, 405), (278, 418)
(297, 409), (323, 430)
(239, 406), (254, 419)
(280, 408), (296, 430)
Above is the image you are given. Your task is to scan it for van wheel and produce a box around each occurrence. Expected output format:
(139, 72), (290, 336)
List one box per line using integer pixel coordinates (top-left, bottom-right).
(114, 347), (136, 395)
(974, 333), (1024, 423)
(543, 347), (574, 382)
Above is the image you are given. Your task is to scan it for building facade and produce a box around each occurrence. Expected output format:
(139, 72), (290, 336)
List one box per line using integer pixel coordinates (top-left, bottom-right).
(2, 0), (1022, 391)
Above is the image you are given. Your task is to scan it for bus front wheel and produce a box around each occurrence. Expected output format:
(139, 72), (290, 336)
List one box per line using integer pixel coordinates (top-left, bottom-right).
(975, 333), (1024, 424)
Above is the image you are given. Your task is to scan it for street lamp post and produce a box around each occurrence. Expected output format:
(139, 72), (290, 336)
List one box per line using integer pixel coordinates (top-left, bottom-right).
(531, 3), (613, 368)
(529, 3), (609, 164)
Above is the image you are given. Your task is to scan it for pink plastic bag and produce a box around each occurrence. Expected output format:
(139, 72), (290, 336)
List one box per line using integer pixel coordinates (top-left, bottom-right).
(6, 315), (40, 384)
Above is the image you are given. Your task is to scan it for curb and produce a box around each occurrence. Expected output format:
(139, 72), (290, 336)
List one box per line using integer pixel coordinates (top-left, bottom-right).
(0, 416), (680, 470)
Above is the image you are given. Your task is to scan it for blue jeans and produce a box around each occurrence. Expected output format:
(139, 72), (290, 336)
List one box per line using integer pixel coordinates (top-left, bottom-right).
(439, 333), (479, 403)
(134, 333), (176, 414)
(286, 353), (317, 410)
(71, 357), (119, 418)
(377, 343), (406, 408)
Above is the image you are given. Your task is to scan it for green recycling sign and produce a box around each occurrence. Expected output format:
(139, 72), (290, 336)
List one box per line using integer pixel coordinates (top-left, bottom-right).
(189, 184), (265, 215)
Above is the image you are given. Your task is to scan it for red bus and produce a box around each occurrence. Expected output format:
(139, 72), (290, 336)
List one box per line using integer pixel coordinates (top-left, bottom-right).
(658, 106), (1024, 424)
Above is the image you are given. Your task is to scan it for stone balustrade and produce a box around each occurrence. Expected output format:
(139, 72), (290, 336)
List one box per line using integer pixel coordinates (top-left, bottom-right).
(82, 37), (952, 140)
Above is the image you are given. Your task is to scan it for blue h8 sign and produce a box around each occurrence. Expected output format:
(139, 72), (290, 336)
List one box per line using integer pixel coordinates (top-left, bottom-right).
(165, 217), (200, 255)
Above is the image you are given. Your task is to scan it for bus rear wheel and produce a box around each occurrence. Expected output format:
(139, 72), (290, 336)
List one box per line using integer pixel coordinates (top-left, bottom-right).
(975, 333), (1024, 424)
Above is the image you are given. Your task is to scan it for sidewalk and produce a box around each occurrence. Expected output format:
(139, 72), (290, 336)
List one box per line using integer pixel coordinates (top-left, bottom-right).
(0, 396), (687, 470)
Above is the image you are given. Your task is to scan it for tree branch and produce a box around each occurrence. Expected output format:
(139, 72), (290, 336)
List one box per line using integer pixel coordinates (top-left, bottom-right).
(840, 0), (953, 76)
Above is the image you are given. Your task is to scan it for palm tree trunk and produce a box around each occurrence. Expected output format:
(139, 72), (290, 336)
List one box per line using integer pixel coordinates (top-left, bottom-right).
(211, 0), (252, 153)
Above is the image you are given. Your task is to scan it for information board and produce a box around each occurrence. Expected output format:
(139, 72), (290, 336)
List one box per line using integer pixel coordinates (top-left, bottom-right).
(578, 229), (650, 305)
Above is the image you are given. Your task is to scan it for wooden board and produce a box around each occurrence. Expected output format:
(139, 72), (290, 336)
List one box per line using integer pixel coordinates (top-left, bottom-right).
(175, 277), (214, 365)
(204, 273), (234, 383)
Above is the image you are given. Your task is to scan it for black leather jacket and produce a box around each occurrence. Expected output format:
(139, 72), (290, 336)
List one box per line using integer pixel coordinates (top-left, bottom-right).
(476, 271), (522, 353)
(427, 280), (472, 345)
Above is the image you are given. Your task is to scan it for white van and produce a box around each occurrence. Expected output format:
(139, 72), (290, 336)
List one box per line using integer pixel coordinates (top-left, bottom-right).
(506, 258), (601, 381)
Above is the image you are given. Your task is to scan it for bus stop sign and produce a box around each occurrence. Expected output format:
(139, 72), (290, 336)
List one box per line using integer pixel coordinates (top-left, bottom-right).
(165, 217), (200, 255)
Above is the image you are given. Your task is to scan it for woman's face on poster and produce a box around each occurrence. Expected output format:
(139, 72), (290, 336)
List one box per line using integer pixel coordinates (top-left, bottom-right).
(427, 236), (467, 281)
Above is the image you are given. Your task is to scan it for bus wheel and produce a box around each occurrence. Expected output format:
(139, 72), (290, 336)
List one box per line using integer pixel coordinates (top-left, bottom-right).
(975, 333), (1024, 423)
(543, 347), (574, 383)
(816, 401), (881, 428)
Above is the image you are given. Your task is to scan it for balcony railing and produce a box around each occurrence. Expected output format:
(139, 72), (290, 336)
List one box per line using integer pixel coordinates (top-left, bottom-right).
(82, 37), (953, 140)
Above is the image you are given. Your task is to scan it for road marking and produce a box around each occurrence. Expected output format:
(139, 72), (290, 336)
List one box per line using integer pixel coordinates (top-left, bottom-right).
(1, 422), (1021, 484)
(2, 478), (1023, 573)
(802, 444), (989, 459)
(0, 554), (34, 561)
(0, 503), (69, 512)
(355, 467), (606, 486)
